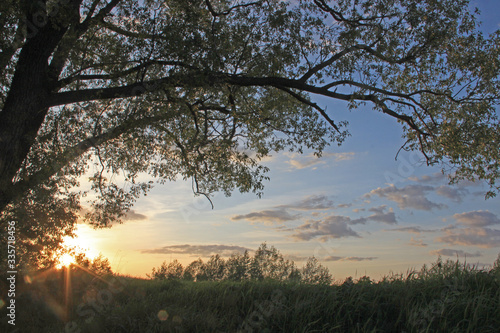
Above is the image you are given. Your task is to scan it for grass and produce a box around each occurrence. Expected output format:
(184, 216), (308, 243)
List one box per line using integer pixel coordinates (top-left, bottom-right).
(1, 258), (499, 332)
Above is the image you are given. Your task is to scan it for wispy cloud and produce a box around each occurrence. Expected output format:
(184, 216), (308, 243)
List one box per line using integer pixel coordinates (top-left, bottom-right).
(337, 203), (352, 209)
(231, 209), (301, 225)
(437, 227), (500, 248)
(365, 184), (446, 211)
(429, 249), (482, 258)
(322, 256), (378, 262)
(286, 152), (355, 170)
(231, 195), (334, 225)
(453, 210), (500, 227)
(290, 215), (361, 242)
(277, 194), (334, 211)
(141, 244), (252, 257)
(408, 173), (447, 184)
(409, 237), (428, 247)
(409, 172), (481, 190)
(122, 210), (148, 221)
(435, 185), (468, 203)
(385, 226), (436, 234)
(343, 256), (378, 262)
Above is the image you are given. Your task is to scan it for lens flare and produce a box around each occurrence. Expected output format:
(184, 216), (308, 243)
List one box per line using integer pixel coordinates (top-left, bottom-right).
(157, 310), (169, 321)
(56, 253), (75, 269)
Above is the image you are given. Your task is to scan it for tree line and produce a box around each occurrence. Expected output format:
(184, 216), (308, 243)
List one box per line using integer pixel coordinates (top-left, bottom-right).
(148, 243), (333, 285)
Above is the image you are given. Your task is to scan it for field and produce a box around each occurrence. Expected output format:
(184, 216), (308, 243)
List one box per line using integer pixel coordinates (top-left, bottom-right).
(2, 256), (500, 332)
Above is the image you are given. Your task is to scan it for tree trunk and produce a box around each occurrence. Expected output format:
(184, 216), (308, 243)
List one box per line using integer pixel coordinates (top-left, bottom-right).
(0, 13), (67, 213)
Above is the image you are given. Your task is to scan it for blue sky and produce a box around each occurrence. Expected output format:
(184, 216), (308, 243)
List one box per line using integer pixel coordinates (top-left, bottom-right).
(67, 0), (500, 280)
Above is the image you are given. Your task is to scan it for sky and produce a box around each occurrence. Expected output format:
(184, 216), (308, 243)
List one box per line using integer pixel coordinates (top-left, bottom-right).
(66, 0), (500, 281)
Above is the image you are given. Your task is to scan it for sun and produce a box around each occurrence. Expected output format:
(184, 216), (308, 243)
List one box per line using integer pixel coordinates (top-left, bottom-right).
(56, 253), (75, 269)
(61, 225), (99, 260)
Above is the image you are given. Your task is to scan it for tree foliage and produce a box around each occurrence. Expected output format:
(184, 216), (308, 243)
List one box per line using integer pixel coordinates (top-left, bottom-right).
(74, 252), (113, 275)
(148, 243), (333, 284)
(0, 0), (499, 267)
(301, 256), (333, 285)
(147, 258), (184, 280)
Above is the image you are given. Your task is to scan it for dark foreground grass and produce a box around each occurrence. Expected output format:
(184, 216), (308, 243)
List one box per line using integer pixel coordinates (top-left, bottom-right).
(2, 261), (499, 332)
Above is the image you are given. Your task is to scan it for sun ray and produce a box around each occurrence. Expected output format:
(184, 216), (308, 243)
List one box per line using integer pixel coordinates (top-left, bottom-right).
(56, 253), (75, 269)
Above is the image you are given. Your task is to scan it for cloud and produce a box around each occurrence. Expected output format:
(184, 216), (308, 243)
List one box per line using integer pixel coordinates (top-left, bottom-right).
(386, 226), (436, 234)
(286, 152), (355, 170)
(435, 185), (468, 203)
(231, 195), (336, 225)
(278, 194), (334, 211)
(325, 152), (356, 161)
(332, 206), (396, 226)
(231, 209), (301, 224)
(366, 205), (397, 224)
(453, 210), (500, 227)
(437, 227), (500, 248)
(122, 210), (148, 221)
(287, 158), (322, 170)
(322, 256), (345, 262)
(141, 244), (252, 257)
(337, 203), (352, 209)
(409, 237), (428, 247)
(408, 173), (447, 183)
(290, 215), (361, 242)
(409, 172), (482, 189)
(365, 184), (446, 211)
(321, 256), (378, 262)
(342, 256), (378, 262)
(429, 249), (482, 258)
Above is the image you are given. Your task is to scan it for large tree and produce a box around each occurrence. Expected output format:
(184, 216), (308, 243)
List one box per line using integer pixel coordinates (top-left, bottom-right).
(0, 0), (499, 267)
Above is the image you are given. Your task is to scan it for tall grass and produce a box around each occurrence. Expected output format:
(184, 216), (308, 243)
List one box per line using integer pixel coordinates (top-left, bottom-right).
(2, 256), (499, 332)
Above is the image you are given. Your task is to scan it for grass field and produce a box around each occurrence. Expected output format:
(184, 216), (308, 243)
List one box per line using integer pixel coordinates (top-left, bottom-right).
(1, 255), (499, 332)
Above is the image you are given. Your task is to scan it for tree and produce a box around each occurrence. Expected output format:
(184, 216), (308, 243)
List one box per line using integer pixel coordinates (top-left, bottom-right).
(250, 243), (298, 281)
(203, 254), (227, 281)
(147, 258), (184, 280)
(225, 249), (251, 281)
(74, 252), (113, 275)
(1, 0), (499, 267)
(183, 257), (207, 281)
(301, 256), (332, 285)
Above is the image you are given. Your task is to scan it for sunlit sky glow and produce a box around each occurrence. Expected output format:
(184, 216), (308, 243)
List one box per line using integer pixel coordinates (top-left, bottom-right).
(66, 0), (500, 281)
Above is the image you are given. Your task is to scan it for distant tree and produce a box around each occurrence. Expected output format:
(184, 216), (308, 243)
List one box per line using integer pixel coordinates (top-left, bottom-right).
(148, 243), (334, 284)
(250, 243), (298, 281)
(301, 256), (333, 285)
(183, 258), (207, 281)
(225, 250), (251, 281)
(75, 252), (113, 275)
(1, 0), (500, 269)
(203, 254), (227, 281)
(147, 259), (184, 280)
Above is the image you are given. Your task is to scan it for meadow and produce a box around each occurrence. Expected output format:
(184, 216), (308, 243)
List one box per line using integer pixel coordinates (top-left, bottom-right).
(2, 251), (500, 332)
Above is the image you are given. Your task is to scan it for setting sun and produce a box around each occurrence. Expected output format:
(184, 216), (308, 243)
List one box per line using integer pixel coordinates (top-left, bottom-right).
(56, 253), (75, 269)
(62, 225), (100, 260)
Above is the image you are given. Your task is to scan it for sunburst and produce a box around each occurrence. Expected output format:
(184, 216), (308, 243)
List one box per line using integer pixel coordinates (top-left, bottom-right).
(56, 253), (75, 269)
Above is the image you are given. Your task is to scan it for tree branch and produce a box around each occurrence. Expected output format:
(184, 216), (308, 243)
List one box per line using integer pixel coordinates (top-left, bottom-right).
(277, 87), (341, 133)
(99, 19), (165, 40)
(56, 60), (199, 89)
(205, 0), (263, 17)
(299, 46), (358, 82)
(224, 75), (429, 135)
(10, 112), (177, 203)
